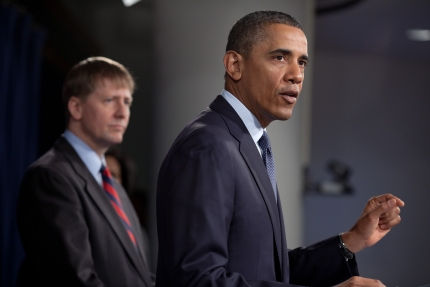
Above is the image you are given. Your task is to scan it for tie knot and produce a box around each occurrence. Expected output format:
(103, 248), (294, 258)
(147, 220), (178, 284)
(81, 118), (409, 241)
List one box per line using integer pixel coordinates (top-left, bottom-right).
(258, 131), (271, 151)
(100, 165), (111, 178)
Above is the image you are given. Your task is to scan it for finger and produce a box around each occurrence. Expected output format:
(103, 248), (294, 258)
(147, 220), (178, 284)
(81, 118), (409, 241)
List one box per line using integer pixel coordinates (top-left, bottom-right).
(363, 194), (404, 215)
(336, 276), (385, 287)
(379, 215), (401, 230)
(374, 194), (405, 207)
(378, 207), (401, 224)
(366, 198), (397, 221)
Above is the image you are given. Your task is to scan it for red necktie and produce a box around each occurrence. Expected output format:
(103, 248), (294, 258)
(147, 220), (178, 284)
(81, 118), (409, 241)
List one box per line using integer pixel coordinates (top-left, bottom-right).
(101, 165), (137, 247)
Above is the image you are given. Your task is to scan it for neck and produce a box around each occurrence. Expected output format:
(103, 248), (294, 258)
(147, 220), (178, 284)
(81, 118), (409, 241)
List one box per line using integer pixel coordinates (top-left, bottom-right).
(67, 124), (107, 158)
(224, 82), (271, 128)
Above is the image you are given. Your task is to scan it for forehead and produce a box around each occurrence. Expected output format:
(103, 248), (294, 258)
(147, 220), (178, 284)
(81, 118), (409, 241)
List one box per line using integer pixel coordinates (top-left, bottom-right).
(253, 24), (308, 54)
(95, 77), (130, 89)
(92, 78), (132, 95)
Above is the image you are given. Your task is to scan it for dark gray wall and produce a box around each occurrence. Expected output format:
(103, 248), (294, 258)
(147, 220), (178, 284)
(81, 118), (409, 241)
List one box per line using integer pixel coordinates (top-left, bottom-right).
(306, 51), (430, 286)
(59, 0), (155, 191)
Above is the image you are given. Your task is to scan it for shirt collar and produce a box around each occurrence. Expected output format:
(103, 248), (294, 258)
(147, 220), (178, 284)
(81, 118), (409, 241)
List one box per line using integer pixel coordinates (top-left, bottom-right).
(221, 89), (264, 150)
(63, 130), (106, 185)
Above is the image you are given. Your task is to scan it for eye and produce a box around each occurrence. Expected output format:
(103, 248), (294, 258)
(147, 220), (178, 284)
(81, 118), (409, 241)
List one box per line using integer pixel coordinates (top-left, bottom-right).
(299, 60), (308, 67)
(275, 55), (285, 61)
(124, 99), (133, 107)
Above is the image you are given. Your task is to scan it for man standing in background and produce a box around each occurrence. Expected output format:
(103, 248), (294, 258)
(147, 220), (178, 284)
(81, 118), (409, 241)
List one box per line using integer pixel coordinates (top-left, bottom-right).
(17, 57), (153, 287)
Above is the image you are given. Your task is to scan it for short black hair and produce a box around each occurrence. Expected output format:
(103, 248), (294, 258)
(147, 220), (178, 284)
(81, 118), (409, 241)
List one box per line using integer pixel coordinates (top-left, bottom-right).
(226, 11), (303, 57)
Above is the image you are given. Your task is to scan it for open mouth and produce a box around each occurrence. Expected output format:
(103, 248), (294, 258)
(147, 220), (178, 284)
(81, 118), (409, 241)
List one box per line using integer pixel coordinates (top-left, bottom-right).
(280, 90), (298, 104)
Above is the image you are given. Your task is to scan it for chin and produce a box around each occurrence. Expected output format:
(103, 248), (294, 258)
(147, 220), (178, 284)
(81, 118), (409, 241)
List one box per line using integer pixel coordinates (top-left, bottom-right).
(275, 111), (293, 121)
(107, 135), (124, 145)
(282, 107), (294, 120)
(114, 138), (124, 144)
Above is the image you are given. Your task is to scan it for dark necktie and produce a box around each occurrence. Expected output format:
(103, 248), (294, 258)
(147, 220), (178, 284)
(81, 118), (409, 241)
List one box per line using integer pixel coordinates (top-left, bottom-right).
(100, 165), (137, 247)
(258, 131), (277, 201)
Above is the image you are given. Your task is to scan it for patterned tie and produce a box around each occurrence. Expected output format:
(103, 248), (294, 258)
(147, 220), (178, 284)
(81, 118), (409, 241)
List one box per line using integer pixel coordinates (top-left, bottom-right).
(258, 131), (277, 201)
(100, 165), (137, 247)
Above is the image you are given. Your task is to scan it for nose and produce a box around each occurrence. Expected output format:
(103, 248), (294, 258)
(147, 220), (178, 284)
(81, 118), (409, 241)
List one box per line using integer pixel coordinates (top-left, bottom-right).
(115, 100), (129, 118)
(284, 62), (304, 84)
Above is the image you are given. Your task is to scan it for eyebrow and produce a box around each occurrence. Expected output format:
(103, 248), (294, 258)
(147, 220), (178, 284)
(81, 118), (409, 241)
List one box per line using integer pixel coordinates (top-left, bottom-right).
(269, 48), (310, 63)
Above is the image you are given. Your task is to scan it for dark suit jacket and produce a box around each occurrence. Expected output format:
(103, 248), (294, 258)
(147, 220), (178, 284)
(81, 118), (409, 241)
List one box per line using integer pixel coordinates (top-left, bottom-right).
(156, 96), (358, 287)
(16, 136), (152, 287)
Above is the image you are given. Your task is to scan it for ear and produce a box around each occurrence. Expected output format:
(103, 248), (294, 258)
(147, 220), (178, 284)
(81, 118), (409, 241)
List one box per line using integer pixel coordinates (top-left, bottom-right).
(223, 51), (242, 81)
(68, 96), (83, 121)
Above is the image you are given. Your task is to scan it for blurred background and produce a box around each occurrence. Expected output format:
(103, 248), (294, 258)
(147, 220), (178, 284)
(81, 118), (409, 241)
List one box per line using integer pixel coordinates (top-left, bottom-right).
(1, 0), (429, 286)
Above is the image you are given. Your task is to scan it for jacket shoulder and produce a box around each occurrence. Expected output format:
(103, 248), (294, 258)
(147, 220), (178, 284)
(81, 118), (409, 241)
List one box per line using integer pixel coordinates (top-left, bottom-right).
(27, 146), (73, 174)
(21, 142), (86, 191)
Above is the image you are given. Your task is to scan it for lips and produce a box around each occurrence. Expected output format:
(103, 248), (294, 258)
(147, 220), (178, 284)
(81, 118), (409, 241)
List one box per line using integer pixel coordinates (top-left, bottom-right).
(109, 124), (126, 131)
(280, 90), (298, 104)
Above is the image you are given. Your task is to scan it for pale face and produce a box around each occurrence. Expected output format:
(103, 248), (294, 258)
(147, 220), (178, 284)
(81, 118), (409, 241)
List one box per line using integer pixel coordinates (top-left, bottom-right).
(68, 78), (132, 156)
(234, 24), (308, 127)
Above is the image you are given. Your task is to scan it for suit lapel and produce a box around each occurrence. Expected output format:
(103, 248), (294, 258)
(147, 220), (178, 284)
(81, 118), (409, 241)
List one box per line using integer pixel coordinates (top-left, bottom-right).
(277, 192), (290, 282)
(238, 131), (283, 272)
(115, 180), (152, 280)
(209, 96), (283, 271)
(55, 137), (149, 284)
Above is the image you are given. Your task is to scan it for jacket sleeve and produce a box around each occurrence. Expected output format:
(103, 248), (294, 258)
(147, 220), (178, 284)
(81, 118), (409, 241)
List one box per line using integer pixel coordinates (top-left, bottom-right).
(288, 236), (359, 287)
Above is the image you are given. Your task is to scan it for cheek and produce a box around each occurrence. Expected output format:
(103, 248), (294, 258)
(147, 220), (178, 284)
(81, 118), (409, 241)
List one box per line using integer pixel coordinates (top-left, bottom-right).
(82, 110), (96, 127)
(88, 112), (108, 132)
(83, 105), (98, 119)
(125, 109), (131, 121)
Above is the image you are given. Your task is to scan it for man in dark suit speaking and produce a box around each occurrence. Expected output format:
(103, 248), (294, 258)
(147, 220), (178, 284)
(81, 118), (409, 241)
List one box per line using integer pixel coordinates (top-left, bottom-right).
(16, 57), (152, 287)
(156, 11), (404, 287)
